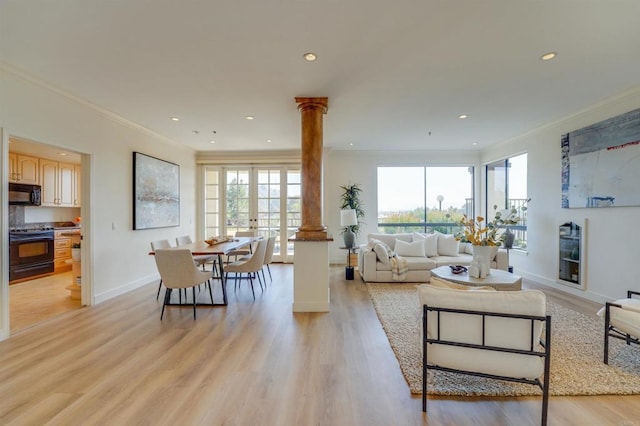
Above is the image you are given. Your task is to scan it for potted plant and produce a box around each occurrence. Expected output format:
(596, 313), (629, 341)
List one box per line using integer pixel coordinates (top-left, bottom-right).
(339, 183), (365, 247)
(71, 242), (81, 261)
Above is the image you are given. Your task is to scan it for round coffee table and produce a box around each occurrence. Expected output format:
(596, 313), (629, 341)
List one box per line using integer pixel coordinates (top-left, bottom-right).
(431, 266), (522, 291)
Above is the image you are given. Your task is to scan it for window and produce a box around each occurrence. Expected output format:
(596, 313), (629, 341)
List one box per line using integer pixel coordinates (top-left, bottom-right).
(377, 166), (474, 234)
(486, 153), (528, 249)
(203, 165), (300, 262)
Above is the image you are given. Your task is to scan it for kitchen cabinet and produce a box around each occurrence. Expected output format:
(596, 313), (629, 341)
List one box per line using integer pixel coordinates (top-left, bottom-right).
(54, 231), (72, 272)
(8, 153), (39, 184)
(40, 160), (79, 207)
(558, 220), (587, 290)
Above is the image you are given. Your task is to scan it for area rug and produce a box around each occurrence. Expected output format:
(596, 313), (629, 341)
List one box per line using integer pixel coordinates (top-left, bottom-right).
(366, 282), (640, 396)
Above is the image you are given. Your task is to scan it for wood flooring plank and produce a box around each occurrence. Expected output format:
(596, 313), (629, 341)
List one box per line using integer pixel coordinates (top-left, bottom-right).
(1, 265), (639, 425)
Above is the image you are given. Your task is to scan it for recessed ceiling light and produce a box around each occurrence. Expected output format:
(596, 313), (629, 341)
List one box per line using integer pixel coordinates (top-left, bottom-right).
(209, 140), (216, 144)
(349, 143), (354, 146)
(58, 152), (68, 156)
(472, 142), (478, 146)
(245, 116), (254, 120)
(459, 114), (468, 119)
(171, 117), (180, 121)
(541, 52), (557, 61)
(303, 52), (317, 62)
(266, 139), (272, 143)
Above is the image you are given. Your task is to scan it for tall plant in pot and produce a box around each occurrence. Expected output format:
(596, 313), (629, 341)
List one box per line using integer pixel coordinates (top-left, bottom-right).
(339, 183), (365, 248)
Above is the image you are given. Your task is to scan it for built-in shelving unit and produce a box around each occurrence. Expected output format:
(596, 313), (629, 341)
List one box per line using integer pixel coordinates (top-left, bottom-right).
(558, 219), (587, 290)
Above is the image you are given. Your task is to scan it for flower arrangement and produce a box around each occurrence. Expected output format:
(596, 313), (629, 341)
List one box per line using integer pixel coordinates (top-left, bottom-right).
(456, 199), (529, 246)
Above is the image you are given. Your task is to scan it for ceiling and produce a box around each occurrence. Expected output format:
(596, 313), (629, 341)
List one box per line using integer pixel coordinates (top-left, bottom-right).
(2, 1), (640, 153)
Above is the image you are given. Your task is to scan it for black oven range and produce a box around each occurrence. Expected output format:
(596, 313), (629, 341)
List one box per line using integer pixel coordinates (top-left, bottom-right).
(9, 228), (55, 282)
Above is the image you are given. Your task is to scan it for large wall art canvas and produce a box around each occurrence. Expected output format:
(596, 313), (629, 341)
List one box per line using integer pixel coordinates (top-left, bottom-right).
(561, 108), (640, 208)
(133, 152), (180, 229)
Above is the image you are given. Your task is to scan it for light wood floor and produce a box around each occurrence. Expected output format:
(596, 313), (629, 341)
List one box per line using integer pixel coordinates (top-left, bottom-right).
(9, 271), (82, 333)
(1, 265), (639, 425)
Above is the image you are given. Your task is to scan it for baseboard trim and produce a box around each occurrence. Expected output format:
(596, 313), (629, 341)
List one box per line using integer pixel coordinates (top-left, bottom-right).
(94, 273), (158, 304)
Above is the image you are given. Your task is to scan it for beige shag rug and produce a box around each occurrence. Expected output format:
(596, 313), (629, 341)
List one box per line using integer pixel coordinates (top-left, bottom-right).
(367, 282), (640, 396)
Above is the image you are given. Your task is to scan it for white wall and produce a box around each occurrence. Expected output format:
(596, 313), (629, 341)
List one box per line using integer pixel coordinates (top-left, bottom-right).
(482, 87), (640, 303)
(324, 87), (640, 303)
(1, 67), (198, 308)
(324, 149), (480, 263)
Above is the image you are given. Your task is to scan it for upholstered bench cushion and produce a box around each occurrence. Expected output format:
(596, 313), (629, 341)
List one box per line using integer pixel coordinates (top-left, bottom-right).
(598, 298), (640, 337)
(418, 285), (547, 380)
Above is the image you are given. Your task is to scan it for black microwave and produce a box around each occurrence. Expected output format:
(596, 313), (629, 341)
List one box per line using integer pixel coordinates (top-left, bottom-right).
(8, 183), (42, 206)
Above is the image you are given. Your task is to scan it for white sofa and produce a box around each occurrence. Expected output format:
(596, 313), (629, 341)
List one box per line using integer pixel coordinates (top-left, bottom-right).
(358, 232), (508, 283)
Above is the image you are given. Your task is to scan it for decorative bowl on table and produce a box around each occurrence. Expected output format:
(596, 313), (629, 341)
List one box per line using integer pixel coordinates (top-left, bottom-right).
(204, 237), (221, 246)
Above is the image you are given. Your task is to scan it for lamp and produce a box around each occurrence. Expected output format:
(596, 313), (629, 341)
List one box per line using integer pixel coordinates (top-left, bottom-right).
(340, 209), (358, 248)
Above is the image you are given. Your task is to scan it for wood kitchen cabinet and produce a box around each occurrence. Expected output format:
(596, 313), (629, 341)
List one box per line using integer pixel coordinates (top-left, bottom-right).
(8, 153), (39, 184)
(54, 231), (72, 272)
(40, 160), (79, 207)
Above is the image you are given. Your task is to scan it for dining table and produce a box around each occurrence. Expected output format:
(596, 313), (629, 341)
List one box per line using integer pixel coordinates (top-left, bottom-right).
(149, 236), (258, 306)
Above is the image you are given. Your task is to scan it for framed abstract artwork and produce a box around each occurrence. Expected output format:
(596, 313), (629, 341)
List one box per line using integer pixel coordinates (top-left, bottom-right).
(561, 108), (640, 208)
(133, 152), (180, 230)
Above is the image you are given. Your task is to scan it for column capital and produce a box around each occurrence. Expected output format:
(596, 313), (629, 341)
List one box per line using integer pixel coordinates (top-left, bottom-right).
(295, 97), (328, 114)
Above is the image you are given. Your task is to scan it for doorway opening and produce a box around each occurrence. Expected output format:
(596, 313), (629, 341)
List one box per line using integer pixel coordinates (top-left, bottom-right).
(6, 136), (86, 334)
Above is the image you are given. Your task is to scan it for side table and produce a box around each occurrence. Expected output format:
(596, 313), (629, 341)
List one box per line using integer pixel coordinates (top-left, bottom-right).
(340, 247), (357, 280)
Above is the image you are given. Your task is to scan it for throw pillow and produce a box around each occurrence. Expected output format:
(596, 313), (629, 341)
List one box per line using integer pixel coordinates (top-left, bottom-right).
(425, 234), (439, 257)
(464, 243), (474, 255)
(429, 276), (496, 291)
(437, 234), (460, 257)
(368, 238), (394, 265)
(395, 239), (426, 257)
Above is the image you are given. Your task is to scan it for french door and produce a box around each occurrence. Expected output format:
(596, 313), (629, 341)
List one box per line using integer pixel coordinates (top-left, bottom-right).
(203, 166), (300, 262)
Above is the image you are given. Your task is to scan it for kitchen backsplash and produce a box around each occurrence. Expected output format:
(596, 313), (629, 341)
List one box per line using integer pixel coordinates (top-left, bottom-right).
(9, 205), (80, 228)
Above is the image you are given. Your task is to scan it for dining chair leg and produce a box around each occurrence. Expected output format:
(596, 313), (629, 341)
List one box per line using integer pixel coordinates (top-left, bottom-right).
(192, 287), (197, 320)
(161, 288), (172, 320)
(156, 279), (163, 300)
(266, 264), (272, 281)
(249, 275), (255, 300)
(260, 268), (267, 286)
(207, 279), (214, 304)
(257, 271), (264, 291)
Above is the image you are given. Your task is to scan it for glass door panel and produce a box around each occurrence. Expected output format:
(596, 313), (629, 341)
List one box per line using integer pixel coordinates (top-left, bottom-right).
(226, 169), (251, 234)
(204, 168), (221, 238)
(285, 169), (301, 261)
(256, 168), (281, 255)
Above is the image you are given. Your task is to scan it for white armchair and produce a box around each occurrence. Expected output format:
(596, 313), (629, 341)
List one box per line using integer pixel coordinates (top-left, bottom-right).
(418, 284), (551, 426)
(601, 290), (640, 365)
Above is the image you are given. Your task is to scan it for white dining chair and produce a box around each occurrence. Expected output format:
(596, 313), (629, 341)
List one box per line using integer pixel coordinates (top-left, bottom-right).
(176, 235), (216, 272)
(154, 249), (214, 320)
(225, 230), (256, 263)
(225, 239), (267, 300)
(151, 239), (171, 300)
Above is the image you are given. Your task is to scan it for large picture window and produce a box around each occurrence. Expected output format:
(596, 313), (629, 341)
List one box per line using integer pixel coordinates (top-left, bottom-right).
(486, 153), (528, 249)
(377, 166), (474, 234)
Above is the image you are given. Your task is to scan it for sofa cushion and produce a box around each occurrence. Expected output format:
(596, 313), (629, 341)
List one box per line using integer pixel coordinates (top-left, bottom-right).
(437, 234), (460, 256)
(413, 232), (438, 257)
(377, 256), (437, 271)
(395, 239), (426, 257)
